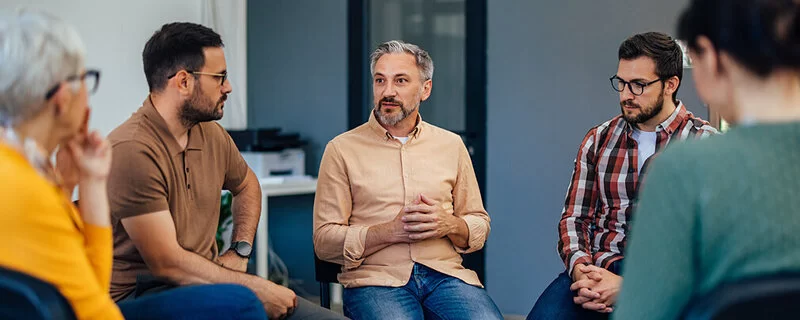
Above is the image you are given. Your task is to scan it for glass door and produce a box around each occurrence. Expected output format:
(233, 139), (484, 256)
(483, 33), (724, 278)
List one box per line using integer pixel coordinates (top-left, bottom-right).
(348, 0), (488, 283)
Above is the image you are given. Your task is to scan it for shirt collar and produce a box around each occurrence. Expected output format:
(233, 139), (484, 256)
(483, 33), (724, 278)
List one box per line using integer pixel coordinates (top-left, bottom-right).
(624, 101), (689, 135)
(141, 95), (204, 156)
(367, 110), (424, 141)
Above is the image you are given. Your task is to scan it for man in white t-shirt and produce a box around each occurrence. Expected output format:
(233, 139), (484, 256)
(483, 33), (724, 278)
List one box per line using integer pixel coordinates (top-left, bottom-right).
(528, 32), (718, 320)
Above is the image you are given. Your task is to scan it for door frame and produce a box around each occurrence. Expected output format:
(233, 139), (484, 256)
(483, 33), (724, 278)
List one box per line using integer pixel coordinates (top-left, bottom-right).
(346, 0), (489, 284)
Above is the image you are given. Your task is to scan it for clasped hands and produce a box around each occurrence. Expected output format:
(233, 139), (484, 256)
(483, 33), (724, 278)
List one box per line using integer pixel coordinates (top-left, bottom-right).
(570, 264), (621, 313)
(389, 194), (459, 243)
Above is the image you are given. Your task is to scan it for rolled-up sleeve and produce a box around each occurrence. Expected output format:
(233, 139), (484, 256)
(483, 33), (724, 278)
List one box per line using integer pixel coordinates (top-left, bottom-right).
(342, 225), (369, 269)
(452, 141), (490, 254)
(313, 141), (366, 269)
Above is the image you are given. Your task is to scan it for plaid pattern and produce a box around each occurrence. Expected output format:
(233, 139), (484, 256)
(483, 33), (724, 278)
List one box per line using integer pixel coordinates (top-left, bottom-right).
(558, 103), (717, 274)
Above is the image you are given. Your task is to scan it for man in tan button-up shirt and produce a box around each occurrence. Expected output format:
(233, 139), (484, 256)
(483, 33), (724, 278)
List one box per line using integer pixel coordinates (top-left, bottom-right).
(314, 40), (503, 319)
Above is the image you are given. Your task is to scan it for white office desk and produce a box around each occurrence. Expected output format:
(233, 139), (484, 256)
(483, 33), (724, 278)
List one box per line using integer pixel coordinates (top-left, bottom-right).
(255, 178), (318, 278)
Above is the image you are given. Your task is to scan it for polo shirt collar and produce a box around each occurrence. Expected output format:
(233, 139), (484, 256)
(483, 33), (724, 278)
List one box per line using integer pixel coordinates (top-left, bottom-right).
(141, 95), (204, 156)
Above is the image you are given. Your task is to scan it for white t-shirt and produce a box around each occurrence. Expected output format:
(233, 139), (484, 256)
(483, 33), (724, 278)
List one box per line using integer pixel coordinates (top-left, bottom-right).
(395, 136), (409, 144)
(631, 129), (657, 173)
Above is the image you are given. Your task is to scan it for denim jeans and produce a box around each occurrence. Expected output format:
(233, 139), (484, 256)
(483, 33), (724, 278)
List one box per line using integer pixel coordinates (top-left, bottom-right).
(119, 282), (346, 320)
(527, 260), (623, 320)
(118, 284), (267, 320)
(343, 263), (503, 320)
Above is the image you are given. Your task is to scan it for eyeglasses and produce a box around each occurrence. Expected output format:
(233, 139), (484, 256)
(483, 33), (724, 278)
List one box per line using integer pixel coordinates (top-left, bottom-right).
(610, 76), (663, 96)
(168, 70), (228, 86)
(44, 69), (101, 100)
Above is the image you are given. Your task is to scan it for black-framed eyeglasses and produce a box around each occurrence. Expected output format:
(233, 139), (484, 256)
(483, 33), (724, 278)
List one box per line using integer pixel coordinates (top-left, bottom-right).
(610, 76), (663, 96)
(168, 70), (228, 86)
(44, 69), (101, 100)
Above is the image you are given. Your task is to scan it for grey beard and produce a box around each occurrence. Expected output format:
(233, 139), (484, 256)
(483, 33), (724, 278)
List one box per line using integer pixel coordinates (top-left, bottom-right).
(377, 109), (406, 126)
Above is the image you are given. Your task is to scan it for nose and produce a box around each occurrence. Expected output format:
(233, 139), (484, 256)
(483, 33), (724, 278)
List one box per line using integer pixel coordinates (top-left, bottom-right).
(382, 81), (397, 97)
(620, 84), (635, 101)
(222, 78), (233, 95)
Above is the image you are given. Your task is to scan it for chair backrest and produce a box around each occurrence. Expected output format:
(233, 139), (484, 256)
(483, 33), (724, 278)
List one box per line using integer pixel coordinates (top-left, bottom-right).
(314, 255), (341, 284)
(0, 266), (76, 320)
(314, 255), (341, 309)
(682, 273), (800, 320)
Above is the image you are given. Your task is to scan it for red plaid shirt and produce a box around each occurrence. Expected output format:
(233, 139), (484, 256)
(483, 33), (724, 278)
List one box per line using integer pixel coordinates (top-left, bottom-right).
(558, 103), (717, 274)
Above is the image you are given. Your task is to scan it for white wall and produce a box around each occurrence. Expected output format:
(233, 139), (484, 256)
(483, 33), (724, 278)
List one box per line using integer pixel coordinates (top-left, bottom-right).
(1, 0), (202, 135)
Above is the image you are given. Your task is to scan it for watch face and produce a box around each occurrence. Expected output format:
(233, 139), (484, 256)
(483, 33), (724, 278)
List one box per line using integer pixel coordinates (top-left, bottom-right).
(235, 242), (252, 256)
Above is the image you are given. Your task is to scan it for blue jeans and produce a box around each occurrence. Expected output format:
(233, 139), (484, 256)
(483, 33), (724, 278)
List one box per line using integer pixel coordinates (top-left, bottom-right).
(343, 263), (502, 320)
(527, 261), (622, 320)
(118, 284), (267, 320)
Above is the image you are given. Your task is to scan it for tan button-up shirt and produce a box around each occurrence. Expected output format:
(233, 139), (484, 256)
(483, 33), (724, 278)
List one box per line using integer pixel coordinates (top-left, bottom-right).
(313, 113), (490, 288)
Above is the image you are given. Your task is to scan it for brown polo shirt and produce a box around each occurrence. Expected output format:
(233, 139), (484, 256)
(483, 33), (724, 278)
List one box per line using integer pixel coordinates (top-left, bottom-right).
(106, 96), (249, 301)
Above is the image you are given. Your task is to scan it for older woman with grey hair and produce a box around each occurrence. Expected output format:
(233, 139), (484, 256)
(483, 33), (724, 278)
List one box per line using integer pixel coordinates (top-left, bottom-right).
(0, 10), (267, 320)
(0, 8), (117, 319)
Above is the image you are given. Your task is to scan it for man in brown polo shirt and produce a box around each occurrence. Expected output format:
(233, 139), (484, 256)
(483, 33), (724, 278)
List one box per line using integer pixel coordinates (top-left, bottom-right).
(313, 40), (503, 319)
(107, 22), (343, 320)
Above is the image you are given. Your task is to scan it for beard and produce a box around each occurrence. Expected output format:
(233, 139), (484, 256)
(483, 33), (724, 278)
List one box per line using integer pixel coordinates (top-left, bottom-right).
(180, 85), (226, 127)
(620, 90), (665, 125)
(374, 96), (418, 126)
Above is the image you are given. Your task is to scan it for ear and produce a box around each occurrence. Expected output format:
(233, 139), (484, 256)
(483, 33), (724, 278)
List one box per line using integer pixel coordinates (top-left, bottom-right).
(420, 79), (432, 101)
(664, 76), (680, 98)
(695, 36), (721, 77)
(172, 70), (195, 96)
(717, 51), (740, 80)
(51, 84), (72, 117)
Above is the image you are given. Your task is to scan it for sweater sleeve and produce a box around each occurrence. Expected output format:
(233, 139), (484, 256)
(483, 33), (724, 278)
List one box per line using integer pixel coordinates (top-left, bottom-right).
(0, 189), (124, 320)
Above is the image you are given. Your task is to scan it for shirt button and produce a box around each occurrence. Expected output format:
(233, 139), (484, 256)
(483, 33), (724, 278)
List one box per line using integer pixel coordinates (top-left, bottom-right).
(187, 184), (191, 189)
(628, 168), (635, 173)
(186, 168), (189, 173)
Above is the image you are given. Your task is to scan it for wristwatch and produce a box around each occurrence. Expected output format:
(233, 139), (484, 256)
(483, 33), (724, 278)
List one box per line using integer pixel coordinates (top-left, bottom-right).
(230, 241), (253, 258)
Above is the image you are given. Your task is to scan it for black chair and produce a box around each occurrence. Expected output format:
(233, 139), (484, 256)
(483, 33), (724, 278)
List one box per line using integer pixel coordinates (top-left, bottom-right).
(682, 273), (800, 320)
(314, 255), (342, 309)
(0, 266), (76, 320)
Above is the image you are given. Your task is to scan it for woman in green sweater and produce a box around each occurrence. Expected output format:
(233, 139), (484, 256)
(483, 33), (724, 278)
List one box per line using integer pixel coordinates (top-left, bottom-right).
(613, 0), (800, 319)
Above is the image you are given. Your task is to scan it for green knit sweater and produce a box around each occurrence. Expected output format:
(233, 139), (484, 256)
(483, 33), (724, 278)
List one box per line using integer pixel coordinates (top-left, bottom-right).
(614, 122), (800, 320)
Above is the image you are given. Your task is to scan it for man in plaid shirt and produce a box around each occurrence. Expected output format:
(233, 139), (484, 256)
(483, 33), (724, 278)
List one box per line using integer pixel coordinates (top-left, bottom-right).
(527, 32), (717, 320)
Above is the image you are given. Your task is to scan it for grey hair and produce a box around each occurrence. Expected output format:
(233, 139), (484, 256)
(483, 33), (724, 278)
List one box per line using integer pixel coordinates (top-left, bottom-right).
(0, 9), (85, 126)
(369, 40), (434, 81)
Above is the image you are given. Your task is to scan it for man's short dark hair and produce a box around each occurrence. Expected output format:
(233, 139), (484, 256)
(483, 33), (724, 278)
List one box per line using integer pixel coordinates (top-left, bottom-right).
(142, 22), (223, 92)
(618, 32), (683, 103)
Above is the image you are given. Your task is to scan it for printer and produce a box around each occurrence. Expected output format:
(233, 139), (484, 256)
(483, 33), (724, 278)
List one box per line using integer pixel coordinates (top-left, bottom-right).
(227, 128), (307, 179)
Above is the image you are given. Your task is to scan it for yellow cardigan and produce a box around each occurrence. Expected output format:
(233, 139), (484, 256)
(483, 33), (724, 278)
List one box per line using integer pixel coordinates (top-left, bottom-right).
(0, 143), (123, 319)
